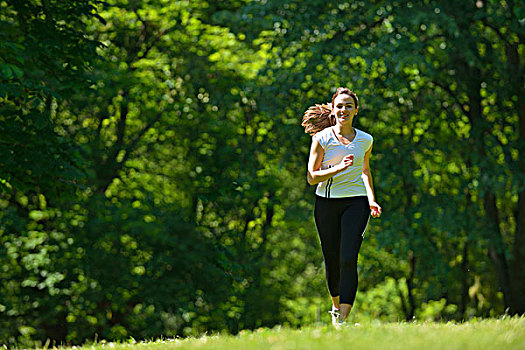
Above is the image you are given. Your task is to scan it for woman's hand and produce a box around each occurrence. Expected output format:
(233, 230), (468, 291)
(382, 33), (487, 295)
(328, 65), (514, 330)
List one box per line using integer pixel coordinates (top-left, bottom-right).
(336, 154), (354, 172)
(369, 201), (382, 218)
(307, 138), (355, 185)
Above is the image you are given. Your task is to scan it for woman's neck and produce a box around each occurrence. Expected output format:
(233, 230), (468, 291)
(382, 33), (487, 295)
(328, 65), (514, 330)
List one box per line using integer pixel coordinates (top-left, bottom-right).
(334, 122), (355, 137)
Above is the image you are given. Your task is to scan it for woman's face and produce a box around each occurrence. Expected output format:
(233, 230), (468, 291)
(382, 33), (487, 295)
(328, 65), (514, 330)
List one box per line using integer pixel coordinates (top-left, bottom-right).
(333, 94), (358, 125)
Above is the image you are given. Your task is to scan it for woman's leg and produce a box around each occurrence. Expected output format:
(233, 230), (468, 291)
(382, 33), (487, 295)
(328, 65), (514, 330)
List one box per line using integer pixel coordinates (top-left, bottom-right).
(331, 296), (340, 309)
(338, 196), (370, 321)
(314, 196), (342, 301)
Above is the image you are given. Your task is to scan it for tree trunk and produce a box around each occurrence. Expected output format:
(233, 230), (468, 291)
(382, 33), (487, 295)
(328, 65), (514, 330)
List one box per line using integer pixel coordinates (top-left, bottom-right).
(397, 278), (409, 320)
(403, 250), (416, 321)
(511, 193), (525, 315)
(483, 193), (512, 309)
(508, 34), (525, 315)
(460, 240), (469, 319)
(463, 64), (512, 313)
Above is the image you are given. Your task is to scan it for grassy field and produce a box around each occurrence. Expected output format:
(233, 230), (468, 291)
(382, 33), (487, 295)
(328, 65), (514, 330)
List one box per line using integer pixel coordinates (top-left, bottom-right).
(73, 317), (524, 350)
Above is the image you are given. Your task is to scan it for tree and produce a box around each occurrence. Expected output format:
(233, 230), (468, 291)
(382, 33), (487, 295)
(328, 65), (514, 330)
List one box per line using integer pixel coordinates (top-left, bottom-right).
(230, 0), (525, 316)
(0, 0), (105, 344)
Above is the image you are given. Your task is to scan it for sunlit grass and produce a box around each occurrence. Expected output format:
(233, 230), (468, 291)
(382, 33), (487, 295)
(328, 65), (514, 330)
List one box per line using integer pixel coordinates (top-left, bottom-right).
(66, 317), (525, 350)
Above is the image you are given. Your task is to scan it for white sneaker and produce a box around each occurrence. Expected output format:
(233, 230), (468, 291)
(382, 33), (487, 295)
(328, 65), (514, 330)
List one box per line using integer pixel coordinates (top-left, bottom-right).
(328, 305), (340, 327)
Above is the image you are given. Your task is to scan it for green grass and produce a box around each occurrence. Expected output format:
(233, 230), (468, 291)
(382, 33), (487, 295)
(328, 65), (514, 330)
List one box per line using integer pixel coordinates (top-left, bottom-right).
(77, 317), (524, 350)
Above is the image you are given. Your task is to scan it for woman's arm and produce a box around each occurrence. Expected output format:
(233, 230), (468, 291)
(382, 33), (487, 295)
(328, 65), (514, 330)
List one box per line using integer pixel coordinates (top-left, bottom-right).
(307, 137), (353, 186)
(361, 144), (382, 218)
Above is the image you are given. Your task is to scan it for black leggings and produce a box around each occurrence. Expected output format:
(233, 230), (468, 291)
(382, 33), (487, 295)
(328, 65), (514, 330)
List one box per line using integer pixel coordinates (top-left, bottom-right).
(314, 195), (369, 305)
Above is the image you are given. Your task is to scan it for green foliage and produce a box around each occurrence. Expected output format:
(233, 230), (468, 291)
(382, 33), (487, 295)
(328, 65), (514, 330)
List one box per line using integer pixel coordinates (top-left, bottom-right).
(1, 0), (524, 346)
(353, 277), (407, 322)
(0, 0), (103, 193)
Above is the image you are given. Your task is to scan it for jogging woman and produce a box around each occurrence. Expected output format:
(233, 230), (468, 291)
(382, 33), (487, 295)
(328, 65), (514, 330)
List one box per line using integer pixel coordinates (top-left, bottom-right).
(302, 87), (381, 327)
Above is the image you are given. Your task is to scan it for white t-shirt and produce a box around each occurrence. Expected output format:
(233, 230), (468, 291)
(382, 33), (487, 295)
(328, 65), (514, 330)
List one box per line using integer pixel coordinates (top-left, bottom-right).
(314, 127), (373, 198)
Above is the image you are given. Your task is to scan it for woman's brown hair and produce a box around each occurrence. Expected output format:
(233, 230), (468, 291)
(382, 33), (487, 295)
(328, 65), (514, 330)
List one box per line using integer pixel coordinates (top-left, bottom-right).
(301, 87), (359, 136)
(301, 103), (333, 136)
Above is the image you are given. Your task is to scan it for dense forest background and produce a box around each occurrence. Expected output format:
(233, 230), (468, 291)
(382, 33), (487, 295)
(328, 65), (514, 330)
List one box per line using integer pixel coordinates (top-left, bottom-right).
(1, 0), (524, 346)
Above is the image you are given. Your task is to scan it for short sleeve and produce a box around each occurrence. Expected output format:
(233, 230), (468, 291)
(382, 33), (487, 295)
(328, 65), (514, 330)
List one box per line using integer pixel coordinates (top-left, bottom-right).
(314, 128), (330, 149)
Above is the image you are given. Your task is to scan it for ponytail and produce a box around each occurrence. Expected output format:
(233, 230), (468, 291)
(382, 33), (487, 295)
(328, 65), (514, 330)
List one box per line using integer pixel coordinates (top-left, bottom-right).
(301, 103), (334, 136)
